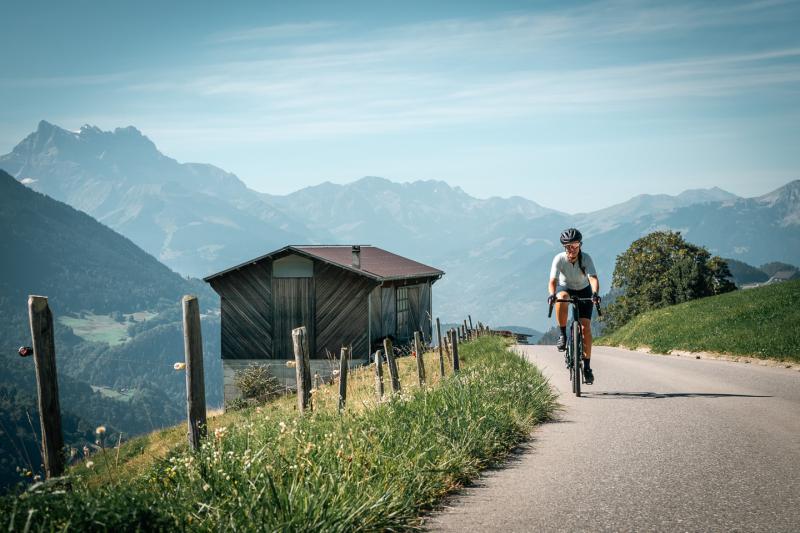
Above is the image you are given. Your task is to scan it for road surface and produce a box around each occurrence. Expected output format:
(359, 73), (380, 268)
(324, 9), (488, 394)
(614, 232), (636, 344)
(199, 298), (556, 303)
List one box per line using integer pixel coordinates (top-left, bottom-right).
(427, 345), (800, 532)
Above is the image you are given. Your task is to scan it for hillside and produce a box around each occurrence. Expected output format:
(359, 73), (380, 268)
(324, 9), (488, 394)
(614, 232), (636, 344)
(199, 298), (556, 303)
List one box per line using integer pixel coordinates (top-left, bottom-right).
(597, 280), (800, 362)
(0, 169), (222, 489)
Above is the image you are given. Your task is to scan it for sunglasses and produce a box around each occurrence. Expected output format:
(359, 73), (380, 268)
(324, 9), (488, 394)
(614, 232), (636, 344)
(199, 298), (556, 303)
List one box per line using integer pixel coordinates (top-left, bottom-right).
(563, 243), (581, 251)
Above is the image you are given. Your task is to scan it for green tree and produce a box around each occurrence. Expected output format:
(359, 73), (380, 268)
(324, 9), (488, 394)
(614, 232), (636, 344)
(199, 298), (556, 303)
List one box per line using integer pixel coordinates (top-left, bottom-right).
(603, 231), (735, 331)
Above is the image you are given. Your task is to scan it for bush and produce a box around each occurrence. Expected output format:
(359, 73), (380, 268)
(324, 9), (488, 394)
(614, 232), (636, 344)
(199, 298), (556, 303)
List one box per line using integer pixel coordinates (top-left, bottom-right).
(234, 363), (281, 406)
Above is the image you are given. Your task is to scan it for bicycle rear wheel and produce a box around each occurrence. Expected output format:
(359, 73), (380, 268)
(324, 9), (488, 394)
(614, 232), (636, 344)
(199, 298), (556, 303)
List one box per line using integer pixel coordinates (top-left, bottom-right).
(571, 321), (582, 397)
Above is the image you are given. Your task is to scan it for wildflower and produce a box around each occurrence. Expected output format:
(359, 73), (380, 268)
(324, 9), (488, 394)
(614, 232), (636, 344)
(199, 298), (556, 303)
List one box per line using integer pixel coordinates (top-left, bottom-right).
(214, 426), (227, 440)
(202, 483), (211, 492)
(33, 475), (41, 482)
(278, 421), (287, 433)
(174, 362), (186, 371)
(95, 425), (106, 436)
(286, 360), (296, 368)
(86, 461), (95, 469)
(83, 445), (90, 457)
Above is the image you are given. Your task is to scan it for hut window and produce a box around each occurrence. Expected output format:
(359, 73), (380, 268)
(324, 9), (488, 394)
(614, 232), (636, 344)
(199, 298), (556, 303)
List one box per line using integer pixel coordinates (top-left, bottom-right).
(397, 286), (409, 338)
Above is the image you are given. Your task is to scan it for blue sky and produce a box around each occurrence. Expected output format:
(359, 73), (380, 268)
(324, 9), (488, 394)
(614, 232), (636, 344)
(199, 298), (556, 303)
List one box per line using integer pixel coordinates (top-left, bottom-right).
(1, 0), (799, 212)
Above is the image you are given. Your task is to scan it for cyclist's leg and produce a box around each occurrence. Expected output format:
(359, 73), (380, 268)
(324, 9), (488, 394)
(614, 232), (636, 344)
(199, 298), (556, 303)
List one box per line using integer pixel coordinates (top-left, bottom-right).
(579, 317), (592, 358)
(555, 286), (570, 328)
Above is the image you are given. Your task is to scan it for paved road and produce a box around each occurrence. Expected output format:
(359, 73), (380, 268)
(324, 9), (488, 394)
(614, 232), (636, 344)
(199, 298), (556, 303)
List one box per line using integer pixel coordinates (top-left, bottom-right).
(428, 345), (800, 532)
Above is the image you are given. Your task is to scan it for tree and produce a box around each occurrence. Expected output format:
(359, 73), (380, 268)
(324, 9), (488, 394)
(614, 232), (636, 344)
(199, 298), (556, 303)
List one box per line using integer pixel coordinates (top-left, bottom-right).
(603, 231), (735, 331)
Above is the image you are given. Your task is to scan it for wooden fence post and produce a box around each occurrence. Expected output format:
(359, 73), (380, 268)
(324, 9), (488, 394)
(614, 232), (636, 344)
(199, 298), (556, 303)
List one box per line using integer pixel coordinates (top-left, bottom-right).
(374, 349), (384, 399)
(463, 322), (468, 341)
(338, 346), (349, 412)
(451, 329), (460, 372)
(28, 295), (65, 479)
(468, 315), (474, 335)
(414, 331), (426, 387)
(436, 318), (445, 377)
(182, 295), (207, 451)
(292, 326), (312, 413)
(383, 338), (401, 393)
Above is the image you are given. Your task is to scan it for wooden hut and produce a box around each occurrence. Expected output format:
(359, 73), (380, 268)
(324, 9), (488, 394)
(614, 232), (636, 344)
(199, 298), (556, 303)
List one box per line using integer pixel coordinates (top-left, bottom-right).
(203, 245), (444, 405)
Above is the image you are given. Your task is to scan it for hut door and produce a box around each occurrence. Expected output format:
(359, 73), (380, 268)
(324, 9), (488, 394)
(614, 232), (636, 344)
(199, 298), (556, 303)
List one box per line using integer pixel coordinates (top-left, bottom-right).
(272, 278), (315, 358)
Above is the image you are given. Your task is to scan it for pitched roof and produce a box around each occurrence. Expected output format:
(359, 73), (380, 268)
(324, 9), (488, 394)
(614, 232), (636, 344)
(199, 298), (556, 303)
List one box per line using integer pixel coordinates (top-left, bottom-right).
(203, 245), (444, 282)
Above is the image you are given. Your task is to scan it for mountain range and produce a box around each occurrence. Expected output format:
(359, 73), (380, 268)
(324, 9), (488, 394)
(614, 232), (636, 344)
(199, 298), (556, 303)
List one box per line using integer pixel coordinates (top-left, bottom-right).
(2, 121), (799, 332)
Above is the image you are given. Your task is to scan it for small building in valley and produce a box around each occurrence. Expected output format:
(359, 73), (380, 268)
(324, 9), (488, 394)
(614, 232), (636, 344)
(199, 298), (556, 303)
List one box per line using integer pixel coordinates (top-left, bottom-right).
(203, 245), (444, 405)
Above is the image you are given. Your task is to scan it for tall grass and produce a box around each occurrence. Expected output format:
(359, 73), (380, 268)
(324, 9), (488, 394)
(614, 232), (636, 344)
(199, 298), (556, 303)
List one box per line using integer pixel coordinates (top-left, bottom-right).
(2, 336), (555, 532)
(598, 280), (800, 362)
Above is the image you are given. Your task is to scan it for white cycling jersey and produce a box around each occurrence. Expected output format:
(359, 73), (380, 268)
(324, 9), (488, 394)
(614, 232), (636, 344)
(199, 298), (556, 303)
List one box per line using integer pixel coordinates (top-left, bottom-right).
(550, 251), (597, 290)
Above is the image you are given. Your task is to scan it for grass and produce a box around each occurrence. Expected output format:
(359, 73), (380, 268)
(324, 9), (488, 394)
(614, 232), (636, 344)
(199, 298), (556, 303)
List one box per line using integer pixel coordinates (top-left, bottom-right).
(58, 311), (157, 346)
(59, 313), (130, 346)
(90, 386), (136, 402)
(1, 336), (556, 532)
(597, 279), (800, 362)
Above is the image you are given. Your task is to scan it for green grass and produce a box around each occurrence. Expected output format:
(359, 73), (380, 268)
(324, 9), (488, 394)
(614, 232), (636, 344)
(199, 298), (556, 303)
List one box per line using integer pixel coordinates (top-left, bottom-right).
(59, 313), (130, 346)
(598, 280), (800, 362)
(90, 386), (136, 402)
(58, 311), (157, 346)
(1, 336), (556, 532)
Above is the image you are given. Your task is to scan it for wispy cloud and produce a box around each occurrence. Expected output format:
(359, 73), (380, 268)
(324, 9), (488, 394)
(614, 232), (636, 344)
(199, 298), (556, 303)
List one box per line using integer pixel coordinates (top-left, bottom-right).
(14, 0), (799, 144)
(211, 21), (341, 43)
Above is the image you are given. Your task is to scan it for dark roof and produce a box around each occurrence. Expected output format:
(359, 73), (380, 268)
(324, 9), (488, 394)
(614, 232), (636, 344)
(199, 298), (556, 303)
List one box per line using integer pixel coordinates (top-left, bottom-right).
(203, 245), (444, 283)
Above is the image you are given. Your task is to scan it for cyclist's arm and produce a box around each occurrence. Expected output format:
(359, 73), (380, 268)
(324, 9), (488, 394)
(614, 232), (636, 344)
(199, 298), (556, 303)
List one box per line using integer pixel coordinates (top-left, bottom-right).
(588, 275), (600, 295)
(548, 277), (557, 295)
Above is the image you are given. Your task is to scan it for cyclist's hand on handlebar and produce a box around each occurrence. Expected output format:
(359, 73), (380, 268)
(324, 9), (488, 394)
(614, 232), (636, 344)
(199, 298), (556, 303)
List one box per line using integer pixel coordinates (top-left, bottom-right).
(592, 292), (601, 305)
(547, 294), (556, 306)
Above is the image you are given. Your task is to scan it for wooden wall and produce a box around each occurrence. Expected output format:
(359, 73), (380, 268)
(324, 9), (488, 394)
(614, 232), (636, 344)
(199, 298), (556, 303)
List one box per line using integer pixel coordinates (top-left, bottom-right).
(315, 261), (375, 359)
(369, 279), (434, 349)
(210, 261), (273, 359)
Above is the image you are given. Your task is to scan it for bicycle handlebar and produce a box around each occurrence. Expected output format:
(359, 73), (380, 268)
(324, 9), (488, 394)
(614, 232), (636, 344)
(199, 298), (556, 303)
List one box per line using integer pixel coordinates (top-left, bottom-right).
(547, 297), (602, 318)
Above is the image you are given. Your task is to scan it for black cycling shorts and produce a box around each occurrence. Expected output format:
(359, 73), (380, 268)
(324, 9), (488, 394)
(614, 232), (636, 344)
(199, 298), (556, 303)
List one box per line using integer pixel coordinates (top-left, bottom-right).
(555, 284), (593, 320)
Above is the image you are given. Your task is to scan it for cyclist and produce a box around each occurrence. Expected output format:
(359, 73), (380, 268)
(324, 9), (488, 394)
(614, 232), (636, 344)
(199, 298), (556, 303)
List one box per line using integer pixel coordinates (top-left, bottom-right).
(547, 228), (601, 384)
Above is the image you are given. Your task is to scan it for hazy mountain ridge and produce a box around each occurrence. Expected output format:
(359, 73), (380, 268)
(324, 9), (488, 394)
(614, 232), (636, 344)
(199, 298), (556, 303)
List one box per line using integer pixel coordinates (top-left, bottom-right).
(0, 121), (316, 276)
(2, 121), (798, 330)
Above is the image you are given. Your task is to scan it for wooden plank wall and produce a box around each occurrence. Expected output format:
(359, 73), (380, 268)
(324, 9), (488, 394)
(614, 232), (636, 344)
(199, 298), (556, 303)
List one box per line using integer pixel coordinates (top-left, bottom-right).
(211, 261), (273, 359)
(272, 277), (315, 359)
(315, 262), (374, 358)
(419, 281), (432, 342)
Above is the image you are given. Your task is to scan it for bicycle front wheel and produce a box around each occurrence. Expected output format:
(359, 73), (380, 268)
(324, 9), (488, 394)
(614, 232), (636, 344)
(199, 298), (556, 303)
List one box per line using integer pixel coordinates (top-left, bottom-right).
(572, 321), (582, 397)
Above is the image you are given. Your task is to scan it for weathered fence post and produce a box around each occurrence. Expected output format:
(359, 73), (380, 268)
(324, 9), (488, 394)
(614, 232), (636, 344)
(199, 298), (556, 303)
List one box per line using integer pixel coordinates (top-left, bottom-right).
(450, 329), (460, 372)
(374, 349), (384, 399)
(338, 346), (349, 412)
(414, 331), (426, 387)
(28, 295), (65, 479)
(468, 315), (474, 335)
(292, 326), (312, 413)
(436, 318), (445, 377)
(182, 295), (207, 451)
(383, 337), (401, 393)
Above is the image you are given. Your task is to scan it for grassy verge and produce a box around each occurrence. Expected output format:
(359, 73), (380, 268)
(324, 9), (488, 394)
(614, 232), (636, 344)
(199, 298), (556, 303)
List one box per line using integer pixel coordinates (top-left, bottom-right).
(598, 280), (800, 362)
(2, 336), (555, 532)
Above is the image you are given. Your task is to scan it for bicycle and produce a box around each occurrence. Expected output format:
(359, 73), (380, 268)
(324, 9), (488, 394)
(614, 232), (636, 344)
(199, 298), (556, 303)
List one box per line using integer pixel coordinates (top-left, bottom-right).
(548, 296), (602, 397)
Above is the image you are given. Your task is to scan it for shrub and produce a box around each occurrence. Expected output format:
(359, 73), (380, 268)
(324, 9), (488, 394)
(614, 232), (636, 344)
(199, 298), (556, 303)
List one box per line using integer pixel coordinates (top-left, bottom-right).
(234, 364), (281, 406)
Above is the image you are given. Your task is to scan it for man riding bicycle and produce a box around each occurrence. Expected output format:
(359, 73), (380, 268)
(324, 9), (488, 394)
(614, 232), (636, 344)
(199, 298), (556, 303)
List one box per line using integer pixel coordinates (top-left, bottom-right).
(547, 228), (601, 384)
